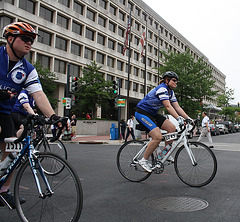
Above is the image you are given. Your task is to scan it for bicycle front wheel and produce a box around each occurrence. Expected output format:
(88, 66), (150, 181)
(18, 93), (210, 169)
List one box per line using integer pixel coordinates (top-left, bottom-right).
(174, 141), (217, 187)
(117, 140), (152, 182)
(14, 152), (83, 222)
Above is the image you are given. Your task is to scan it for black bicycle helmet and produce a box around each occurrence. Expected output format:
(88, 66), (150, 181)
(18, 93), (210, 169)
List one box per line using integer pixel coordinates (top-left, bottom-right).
(162, 71), (179, 80)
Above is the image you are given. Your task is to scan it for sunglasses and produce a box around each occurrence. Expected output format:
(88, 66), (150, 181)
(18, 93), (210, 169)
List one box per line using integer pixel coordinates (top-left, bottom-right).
(171, 79), (178, 83)
(19, 35), (34, 44)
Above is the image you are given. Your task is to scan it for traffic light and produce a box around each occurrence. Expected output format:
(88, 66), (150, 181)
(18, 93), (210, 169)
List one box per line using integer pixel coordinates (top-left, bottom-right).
(112, 80), (118, 95)
(70, 76), (79, 93)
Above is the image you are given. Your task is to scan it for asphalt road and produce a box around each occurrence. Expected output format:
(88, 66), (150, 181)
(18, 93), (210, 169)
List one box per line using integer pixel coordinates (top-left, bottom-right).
(1, 132), (240, 221)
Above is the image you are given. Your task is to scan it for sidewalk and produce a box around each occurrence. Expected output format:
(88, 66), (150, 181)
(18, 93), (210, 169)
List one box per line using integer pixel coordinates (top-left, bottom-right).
(62, 134), (125, 145)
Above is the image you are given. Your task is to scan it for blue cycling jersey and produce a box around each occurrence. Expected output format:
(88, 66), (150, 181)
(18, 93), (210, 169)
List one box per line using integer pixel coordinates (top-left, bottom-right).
(137, 83), (177, 115)
(12, 89), (35, 116)
(0, 46), (42, 114)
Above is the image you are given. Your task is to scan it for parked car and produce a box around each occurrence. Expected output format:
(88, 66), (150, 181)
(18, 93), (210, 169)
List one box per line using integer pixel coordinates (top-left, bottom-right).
(216, 124), (228, 134)
(234, 124), (240, 132)
(209, 124), (220, 136)
(218, 121), (236, 133)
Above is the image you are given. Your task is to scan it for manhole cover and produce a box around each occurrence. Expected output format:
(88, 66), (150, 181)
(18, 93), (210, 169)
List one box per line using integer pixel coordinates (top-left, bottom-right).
(146, 196), (209, 212)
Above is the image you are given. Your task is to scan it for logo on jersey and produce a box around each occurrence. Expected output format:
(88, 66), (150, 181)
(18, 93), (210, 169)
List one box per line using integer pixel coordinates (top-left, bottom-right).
(11, 69), (26, 84)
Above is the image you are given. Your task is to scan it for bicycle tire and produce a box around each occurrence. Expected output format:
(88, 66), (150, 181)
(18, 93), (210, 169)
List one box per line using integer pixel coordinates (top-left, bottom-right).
(14, 152), (83, 222)
(174, 141), (217, 187)
(36, 139), (67, 175)
(117, 140), (153, 182)
(37, 138), (68, 160)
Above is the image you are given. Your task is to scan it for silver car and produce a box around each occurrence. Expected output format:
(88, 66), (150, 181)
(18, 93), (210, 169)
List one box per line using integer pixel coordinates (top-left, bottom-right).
(216, 124), (228, 134)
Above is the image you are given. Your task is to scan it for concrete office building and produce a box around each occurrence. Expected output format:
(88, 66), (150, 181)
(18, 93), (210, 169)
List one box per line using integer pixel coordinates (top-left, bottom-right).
(0, 0), (226, 118)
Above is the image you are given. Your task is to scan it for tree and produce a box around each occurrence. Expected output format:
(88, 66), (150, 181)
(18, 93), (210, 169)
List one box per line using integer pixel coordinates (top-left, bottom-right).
(158, 50), (217, 118)
(33, 61), (59, 109)
(218, 106), (236, 121)
(72, 61), (114, 119)
(216, 87), (234, 107)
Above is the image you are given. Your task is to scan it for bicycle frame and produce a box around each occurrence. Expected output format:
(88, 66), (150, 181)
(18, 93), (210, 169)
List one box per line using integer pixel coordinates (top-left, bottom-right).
(133, 123), (197, 167)
(0, 135), (53, 203)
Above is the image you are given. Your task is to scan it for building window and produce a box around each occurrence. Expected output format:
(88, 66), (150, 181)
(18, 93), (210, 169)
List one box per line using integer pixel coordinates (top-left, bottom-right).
(148, 44), (152, 53)
(55, 36), (67, 51)
(118, 27), (124, 37)
(149, 17), (153, 26)
(108, 39), (115, 50)
(141, 70), (144, 78)
(140, 85), (144, 93)
(134, 51), (139, 61)
(87, 8), (95, 21)
(96, 52), (105, 64)
(154, 22), (159, 29)
(148, 58), (152, 66)
(106, 74), (114, 82)
(148, 31), (153, 39)
(133, 82), (138, 92)
(142, 13), (147, 21)
(98, 15), (106, 27)
(134, 36), (139, 45)
(117, 60), (123, 71)
(133, 67), (139, 76)
(107, 56), (114, 68)
(147, 72), (152, 81)
(38, 29), (52, 46)
(0, 16), (13, 29)
(85, 28), (94, 41)
(71, 42), (81, 56)
(128, 2), (133, 10)
(125, 80), (129, 90)
(72, 21), (82, 35)
(119, 10), (125, 21)
(19, 0), (35, 14)
(57, 13), (69, 29)
(99, 0), (107, 9)
(109, 21), (116, 32)
(97, 33), (105, 45)
(54, 59), (66, 74)
(24, 51), (32, 62)
(39, 5), (53, 22)
(119, 0), (125, 5)
(37, 54), (51, 69)
(110, 4), (116, 15)
(135, 7), (141, 16)
(135, 22), (140, 31)
(73, 1), (84, 15)
(69, 63), (80, 77)
(84, 47), (94, 60)
(58, 0), (70, 7)
(117, 43), (123, 54)
(125, 64), (131, 73)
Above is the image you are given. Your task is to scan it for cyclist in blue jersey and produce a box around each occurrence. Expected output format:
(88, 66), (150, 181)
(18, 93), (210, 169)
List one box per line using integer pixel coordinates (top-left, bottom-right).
(135, 71), (193, 172)
(0, 22), (61, 208)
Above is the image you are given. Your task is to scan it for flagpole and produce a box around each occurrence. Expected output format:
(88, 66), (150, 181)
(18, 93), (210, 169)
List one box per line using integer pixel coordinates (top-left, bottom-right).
(126, 9), (132, 120)
(158, 29), (160, 83)
(144, 17), (148, 97)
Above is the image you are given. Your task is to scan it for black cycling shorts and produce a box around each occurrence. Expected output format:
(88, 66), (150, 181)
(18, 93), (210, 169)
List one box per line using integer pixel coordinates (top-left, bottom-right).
(0, 113), (16, 140)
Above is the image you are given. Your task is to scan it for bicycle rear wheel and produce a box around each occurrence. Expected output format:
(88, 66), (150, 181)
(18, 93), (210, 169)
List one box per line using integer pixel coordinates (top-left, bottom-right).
(174, 141), (217, 187)
(117, 140), (152, 182)
(14, 152), (83, 222)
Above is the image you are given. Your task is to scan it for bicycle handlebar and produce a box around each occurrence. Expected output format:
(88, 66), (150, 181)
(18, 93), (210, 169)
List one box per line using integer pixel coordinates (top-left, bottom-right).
(14, 114), (68, 144)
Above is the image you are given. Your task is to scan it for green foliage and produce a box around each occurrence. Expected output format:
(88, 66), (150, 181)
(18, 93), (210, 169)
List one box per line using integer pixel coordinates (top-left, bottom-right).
(218, 106), (236, 121)
(72, 61), (114, 119)
(158, 50), (217, 118)
(33, 61), (59, 109)
(216, 87), (234, 107)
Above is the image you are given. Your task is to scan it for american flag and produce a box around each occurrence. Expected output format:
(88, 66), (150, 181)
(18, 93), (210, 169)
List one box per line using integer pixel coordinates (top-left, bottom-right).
(139, 28), (146, 58)
(123, 12), (131, 56)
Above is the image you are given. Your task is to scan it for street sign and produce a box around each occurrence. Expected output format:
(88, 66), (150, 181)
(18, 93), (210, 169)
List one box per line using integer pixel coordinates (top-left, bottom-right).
(62, 98), (66, 106)
(117, 99), (125, 107)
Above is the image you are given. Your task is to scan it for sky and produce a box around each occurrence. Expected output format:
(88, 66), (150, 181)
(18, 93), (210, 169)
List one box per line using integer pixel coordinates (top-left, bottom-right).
(142, 0), (240, 104)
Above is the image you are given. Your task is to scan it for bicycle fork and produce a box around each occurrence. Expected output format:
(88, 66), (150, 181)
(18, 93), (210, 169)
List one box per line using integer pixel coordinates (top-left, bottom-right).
(183, 137), (197, 166)
(28, 148), (53, 199)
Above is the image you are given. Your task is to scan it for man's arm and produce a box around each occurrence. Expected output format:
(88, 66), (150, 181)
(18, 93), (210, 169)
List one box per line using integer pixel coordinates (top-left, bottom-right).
(22, 103), (35, 115)
(171, 101), (189, 119)
(32, 91), (55, 118)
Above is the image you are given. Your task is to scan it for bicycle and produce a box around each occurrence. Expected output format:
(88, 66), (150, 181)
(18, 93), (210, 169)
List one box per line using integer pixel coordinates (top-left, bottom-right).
(117, 120), (217, 187)
(0, 114), (83, 221)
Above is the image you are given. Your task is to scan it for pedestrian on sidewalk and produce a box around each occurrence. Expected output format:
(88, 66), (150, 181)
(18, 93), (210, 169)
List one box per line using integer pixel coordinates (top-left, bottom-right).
(71, 114), (77, 139)
(197, 111), (214, 148)
(125, 115), (135, 142)
(120, 119), (127, 140)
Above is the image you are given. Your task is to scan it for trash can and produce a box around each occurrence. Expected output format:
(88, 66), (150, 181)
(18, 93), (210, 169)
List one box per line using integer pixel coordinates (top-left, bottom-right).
(115, 128), (118, 140)
(110, 124), (116, 140)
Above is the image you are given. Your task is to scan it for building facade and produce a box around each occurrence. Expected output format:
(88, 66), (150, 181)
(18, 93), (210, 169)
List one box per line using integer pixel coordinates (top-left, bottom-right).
(0, 0), (226, 118)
